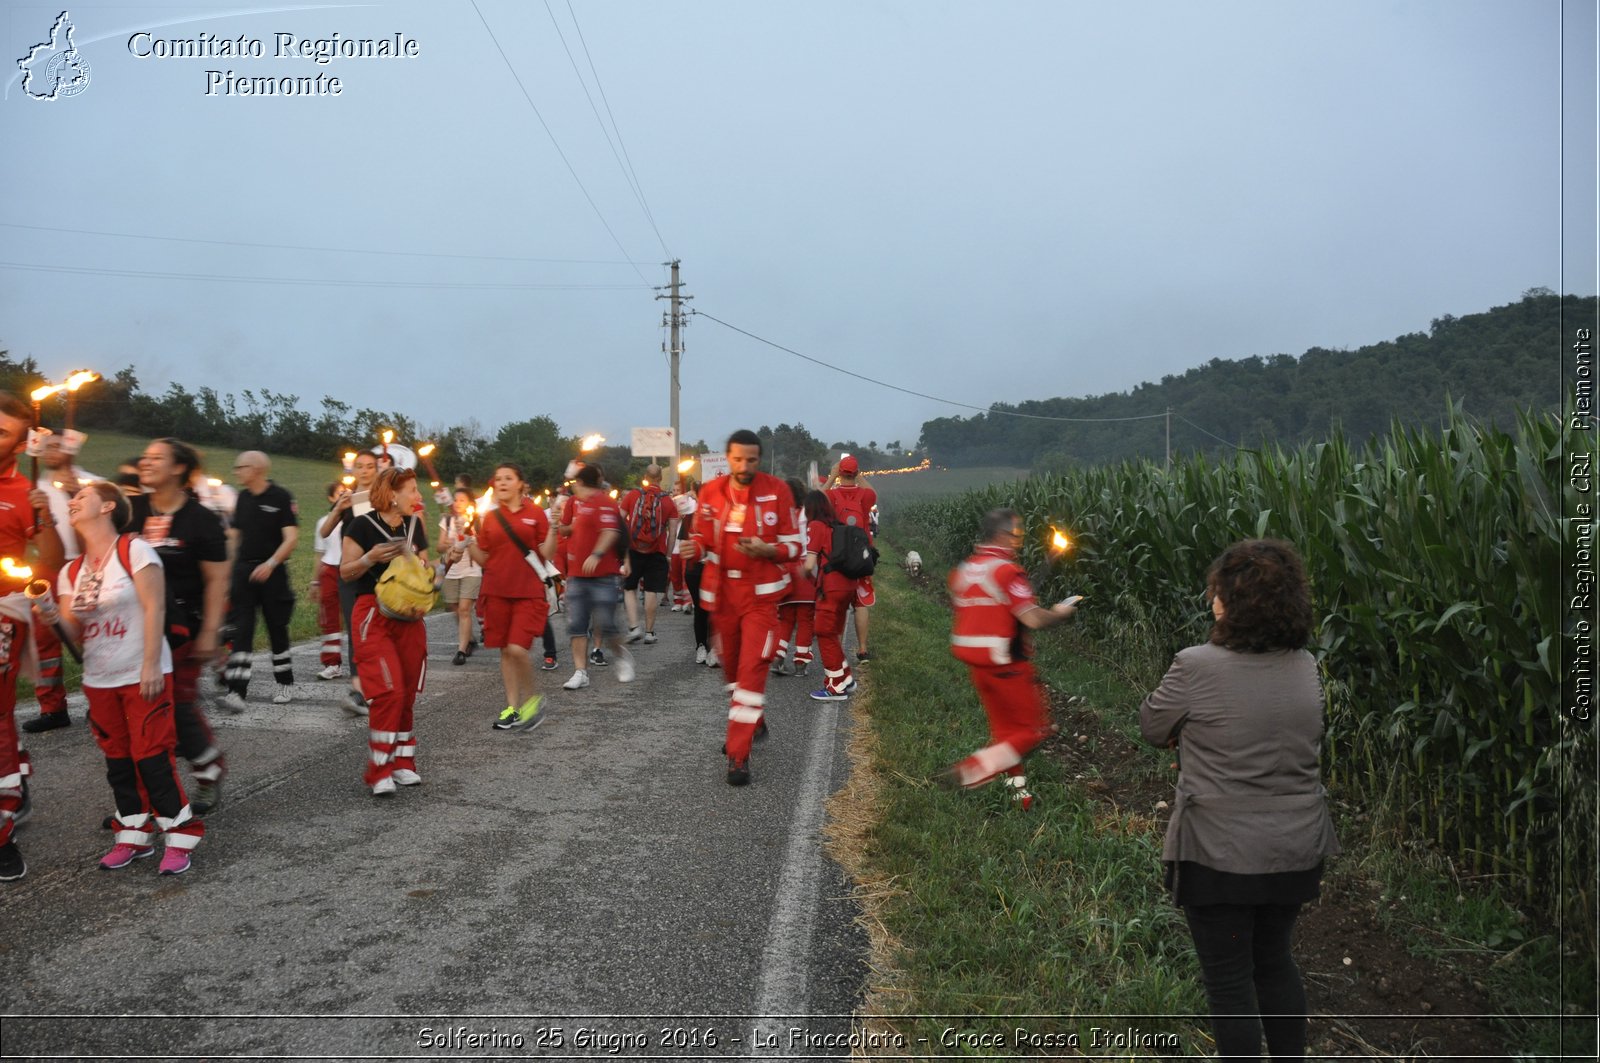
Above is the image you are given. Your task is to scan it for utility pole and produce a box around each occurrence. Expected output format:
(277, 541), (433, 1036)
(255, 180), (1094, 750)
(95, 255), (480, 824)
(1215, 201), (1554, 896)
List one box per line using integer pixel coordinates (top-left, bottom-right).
(1165, 406), (1172, 472)
(655, 260), (691, 463)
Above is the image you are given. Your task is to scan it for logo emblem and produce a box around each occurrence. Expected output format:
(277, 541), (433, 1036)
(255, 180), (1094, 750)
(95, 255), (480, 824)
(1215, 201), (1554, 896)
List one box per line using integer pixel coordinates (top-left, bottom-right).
(18, 11), (91, 101)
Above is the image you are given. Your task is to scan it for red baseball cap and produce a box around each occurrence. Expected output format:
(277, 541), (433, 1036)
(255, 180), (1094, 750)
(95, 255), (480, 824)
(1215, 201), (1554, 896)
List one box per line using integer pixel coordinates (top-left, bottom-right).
(839, 456), (858, 474)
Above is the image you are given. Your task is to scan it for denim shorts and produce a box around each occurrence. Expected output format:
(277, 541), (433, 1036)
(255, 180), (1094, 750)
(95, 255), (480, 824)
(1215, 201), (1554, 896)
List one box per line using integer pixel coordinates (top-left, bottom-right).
(565, 575), (620, 638)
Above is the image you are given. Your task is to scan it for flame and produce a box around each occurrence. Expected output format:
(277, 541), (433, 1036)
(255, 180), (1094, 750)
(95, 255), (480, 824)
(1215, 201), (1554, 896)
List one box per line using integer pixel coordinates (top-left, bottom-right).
(1050, 528), (1072, 553)
(64, 370), (100, 392)
(677, 457), (695, 473)
(417, 442), (436, 458)
(341, 475), (355, 487)
(478, 487), (494, 510)
(342, 450), (357, 466)
(29, 384), (63, 403)
(580, 433), (605, 452)
(1, 557), (32, 581)
(207, 477), (223, 487)
(429, 479), (440, 488)
(608, 488), (619, 499)
(860, 457), (932, 478)
(51, 481), (63, 490)
(380, 429), (394, 444)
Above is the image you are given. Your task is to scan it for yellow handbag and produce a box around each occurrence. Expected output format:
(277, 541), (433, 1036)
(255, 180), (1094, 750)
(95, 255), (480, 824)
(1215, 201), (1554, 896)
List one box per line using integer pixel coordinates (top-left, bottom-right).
(372, 516), (436, 621)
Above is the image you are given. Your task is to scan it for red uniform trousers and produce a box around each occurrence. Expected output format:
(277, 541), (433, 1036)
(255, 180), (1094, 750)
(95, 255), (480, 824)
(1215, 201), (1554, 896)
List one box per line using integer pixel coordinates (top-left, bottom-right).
(952, 660), (1054, 787)
(170, 641), (224, 782)
(775, 602), (815, 666)
(86, 677), (205, 853)
(669, 553), (691, 608)
(716, 580), (779, 763)
(0, 615), (30, 849)
(814, 572), (857, 694)
(32, 599), (68, 717)
(316, 562), (343, 667)
(352, 596), (428, 786)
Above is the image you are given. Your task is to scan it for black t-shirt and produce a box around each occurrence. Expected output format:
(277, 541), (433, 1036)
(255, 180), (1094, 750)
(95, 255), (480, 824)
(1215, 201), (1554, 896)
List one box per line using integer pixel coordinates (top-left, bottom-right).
(343, 512), (428, 597)
(128, 493), (228, 621)
(233, 482), (299, 562)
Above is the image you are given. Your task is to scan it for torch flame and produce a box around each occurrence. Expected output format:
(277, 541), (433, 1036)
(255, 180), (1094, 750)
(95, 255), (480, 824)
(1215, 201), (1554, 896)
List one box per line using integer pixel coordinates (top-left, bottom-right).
(608, 488), (619, 499)
(1050, 528), (1072, 553)
(30, 384), (63, 403)
(207, 477), (223, 487)
(381, 429), (394, 444)
(417, 442), (436, 458)
(341, 475), (355, 487)
(64, 370), (100, 393)
(677, 457), (695, 473)
(478, 487), (494, 510)
(580, 434), (605, 452)
(1, 557), (32, 581)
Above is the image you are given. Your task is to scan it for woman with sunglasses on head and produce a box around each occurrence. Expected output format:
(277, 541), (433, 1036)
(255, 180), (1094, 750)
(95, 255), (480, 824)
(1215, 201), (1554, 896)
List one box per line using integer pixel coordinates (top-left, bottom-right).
(340, 467), (432, 797)
(130, 439), (230, 815)
(52, 481), (204, 874)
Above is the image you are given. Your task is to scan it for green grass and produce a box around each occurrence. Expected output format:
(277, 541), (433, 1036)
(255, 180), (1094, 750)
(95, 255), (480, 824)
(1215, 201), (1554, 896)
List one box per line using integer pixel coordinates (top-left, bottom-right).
(847, 535), (1586, 1058)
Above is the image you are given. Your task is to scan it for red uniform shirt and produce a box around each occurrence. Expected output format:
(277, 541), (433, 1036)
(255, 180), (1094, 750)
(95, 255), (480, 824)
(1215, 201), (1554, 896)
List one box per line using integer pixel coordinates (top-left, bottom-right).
(827, 484), (878, 542)
(949, 544), (1037, 666)
(563, 492), (623, 577)
(0, 467), (34, 562)
(477, 500), (550, 599)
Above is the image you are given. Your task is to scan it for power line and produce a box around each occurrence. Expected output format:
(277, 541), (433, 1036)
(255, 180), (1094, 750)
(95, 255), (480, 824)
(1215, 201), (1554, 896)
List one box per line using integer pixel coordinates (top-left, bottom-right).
(0, 222), (641, 266)
(543, 0), (671, 260)
(470, 0), (651, 285)
(0, 261), (650, 292)
(691, 308), (1169, 424)
(1176, 414), (1246, 449)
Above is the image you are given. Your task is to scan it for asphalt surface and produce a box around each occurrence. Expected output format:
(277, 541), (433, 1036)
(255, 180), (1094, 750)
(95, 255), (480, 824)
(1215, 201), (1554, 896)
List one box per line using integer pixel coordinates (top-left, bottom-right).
(0, 601), (869, 1061)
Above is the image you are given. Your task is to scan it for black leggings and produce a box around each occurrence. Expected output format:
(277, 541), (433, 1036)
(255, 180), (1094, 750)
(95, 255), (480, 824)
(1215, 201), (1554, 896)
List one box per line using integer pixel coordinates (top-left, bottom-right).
(685, 564), (710, 649)
(1183, 903), (1307, 1060)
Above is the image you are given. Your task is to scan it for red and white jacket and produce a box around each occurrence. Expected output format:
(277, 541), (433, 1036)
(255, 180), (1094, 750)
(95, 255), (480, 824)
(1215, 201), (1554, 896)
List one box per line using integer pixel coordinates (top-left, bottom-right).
(949, 544), (1036, 666)
(691, 472), (803, 610)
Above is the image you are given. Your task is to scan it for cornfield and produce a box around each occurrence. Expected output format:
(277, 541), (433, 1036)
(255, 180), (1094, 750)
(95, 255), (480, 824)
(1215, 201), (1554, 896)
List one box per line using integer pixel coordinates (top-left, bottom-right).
(893, 406), (1590, 937)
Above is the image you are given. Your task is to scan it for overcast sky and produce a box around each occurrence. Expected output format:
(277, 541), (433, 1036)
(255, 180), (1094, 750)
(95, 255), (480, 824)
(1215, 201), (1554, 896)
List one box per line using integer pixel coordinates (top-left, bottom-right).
(2, 0), (1594, 455)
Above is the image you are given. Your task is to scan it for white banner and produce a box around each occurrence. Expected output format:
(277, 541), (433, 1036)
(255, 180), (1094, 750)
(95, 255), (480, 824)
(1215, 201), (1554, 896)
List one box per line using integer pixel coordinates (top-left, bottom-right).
(631, 427), (676, 457)
(698, 453), (729, 480)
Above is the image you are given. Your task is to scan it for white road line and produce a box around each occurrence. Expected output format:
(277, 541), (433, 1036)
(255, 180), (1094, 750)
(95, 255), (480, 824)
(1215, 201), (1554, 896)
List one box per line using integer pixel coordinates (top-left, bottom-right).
(752, 699), (841, 1049)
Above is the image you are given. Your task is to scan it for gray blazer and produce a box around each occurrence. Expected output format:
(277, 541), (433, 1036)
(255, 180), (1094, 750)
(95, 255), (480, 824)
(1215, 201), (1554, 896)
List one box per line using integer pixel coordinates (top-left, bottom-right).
(1140, 642), (1340, 876)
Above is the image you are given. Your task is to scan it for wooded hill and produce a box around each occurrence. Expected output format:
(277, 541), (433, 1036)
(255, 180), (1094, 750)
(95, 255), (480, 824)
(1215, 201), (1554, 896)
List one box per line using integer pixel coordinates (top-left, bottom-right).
(917, 290), (1591, 469)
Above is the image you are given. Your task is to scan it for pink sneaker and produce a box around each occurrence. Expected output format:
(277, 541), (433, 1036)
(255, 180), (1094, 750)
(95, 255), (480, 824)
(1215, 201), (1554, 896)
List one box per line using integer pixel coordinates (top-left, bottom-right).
(158, 848), (192, 876)
(100, 843), (155, 870)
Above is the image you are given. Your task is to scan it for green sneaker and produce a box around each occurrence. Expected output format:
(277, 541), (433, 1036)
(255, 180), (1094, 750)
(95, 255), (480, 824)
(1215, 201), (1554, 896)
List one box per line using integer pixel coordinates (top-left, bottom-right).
(513, 695), (545, 732)
(492, 705), (518, 731)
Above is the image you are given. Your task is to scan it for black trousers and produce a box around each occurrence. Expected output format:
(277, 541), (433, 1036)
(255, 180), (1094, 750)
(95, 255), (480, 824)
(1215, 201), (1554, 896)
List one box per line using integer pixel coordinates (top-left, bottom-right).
(225, 563), (295, 695)
(685, 564), (709, 649)
(1183, 902), (1308, 1060)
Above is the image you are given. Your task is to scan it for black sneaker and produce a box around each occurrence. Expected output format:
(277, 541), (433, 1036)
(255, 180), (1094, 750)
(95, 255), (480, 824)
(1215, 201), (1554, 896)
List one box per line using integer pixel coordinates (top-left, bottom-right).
(191, 774), (223, 816)
(21, 712), (70, 734)
(590, 649), (608, 667)
(541, 655), (558, 671)
(0, 840), (25, 881)
(856, 651), (873, 663)
(452, 651), (468, 666)
(726, 756), (750, 786)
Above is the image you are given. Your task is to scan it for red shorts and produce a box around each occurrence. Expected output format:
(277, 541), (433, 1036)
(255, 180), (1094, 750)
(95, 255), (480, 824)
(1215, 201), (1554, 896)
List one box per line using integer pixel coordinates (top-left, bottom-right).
(481, 595), (548, 650)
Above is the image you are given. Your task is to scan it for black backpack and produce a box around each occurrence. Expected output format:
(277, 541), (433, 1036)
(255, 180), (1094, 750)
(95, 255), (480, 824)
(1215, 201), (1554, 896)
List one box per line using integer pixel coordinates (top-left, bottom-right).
(826, 522), (878, 579)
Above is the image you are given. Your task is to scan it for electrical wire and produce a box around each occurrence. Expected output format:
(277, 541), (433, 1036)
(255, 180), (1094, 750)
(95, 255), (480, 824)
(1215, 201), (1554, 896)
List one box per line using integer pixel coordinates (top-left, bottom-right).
(691, 309), (1171, 424)
(0, 222), (639, 266)
(1176, 415), (1246, 449)
(470, 0), (651, 285)
(0, 261), (650, 291)
(545, 0), (671, 259)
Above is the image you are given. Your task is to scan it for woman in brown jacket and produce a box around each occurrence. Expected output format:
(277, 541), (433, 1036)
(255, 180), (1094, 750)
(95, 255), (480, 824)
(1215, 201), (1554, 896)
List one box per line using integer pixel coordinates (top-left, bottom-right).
(1141, 538), (1339, 1060)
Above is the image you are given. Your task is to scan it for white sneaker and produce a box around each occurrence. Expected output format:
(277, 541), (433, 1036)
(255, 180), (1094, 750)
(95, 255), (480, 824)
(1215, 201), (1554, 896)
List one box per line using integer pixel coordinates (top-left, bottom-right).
(217, 692), (248, 715)
(615, 650), (635, 683)
(272, 690), (292, 705)
(694, 645), (707, 665)
(563, 670), (590, 690)
(317, 664), (343, 681)
(625, 627), (644, 644)
(642, 632), (658, 645)
(670, 604), (682, 613)
(371, 777), (396, 797)
(391, 768), (422, 786)
(706, 650), (720, 668)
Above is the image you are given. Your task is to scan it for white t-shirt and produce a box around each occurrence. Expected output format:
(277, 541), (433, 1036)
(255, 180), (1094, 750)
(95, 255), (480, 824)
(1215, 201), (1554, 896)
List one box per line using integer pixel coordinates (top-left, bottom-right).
(673, 493), (697, 555)
(58, 537), (173, 687)
(438, 512), (482, 579)
(313, 506), (345, 566)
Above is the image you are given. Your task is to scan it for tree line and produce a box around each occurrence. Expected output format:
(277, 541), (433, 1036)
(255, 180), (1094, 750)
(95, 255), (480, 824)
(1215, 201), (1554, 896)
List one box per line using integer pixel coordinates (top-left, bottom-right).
(917, 290), (1590, 470)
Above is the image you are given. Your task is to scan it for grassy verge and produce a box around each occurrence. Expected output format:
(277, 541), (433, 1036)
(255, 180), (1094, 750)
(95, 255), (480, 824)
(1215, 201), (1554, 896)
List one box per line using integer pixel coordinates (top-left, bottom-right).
(828, 538), (1588, 1059)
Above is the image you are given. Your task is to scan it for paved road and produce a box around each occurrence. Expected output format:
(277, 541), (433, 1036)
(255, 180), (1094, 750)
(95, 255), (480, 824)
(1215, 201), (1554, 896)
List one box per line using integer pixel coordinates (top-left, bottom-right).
(0, 603), (868, 1061)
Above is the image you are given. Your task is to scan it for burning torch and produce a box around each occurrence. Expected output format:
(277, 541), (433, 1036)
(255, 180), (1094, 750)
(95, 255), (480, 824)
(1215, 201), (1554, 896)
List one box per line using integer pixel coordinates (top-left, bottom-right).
(416, 442), (441, 486)
(28, 383), (63, 488)
(63, 370), (100, 433)
(5, 557), (81, 663)
(380, 429), (393, 461)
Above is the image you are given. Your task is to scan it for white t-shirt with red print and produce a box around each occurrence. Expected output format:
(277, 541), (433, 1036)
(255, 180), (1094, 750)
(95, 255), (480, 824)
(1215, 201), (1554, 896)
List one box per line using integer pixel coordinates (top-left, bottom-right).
(58, 537), (173, 687)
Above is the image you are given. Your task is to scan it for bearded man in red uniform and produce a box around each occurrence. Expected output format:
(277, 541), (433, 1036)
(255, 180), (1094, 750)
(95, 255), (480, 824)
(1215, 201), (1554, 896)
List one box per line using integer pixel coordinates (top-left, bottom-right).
(945, 508), (1078, 809)
(685, 430), (803, 786)
(0, 392), (67, 881)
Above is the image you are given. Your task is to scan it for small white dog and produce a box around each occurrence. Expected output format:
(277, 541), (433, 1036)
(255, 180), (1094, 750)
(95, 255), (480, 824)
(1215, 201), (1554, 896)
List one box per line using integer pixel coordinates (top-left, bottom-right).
(904, 550), (923, 576)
